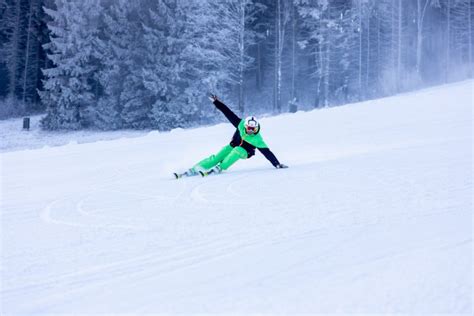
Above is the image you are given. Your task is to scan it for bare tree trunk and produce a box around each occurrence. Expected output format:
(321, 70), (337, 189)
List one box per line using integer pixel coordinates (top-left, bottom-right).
(366, 8), (370, 97)
(256, 41), (262, 91)
(358, 0), (363, 100)
(324, 42), (329, 106)
(238, 0), (245, 114)
(31, 36), (41, 105)
(316, 29), (323, 108)
(324, 3), (331, 107)
(416, 0), (430, 75)
(274, 0), (282, 113)
(8, 0), (22, 98)
(290, 0), (296, 102)
(416, 0), (421, 74)
(397, 0), (402, 91)
(391, 0), (396, 77)
(446, 0), (451, 82)
(377, 9), (381, 82)
(469, 0), (473, 76)
(274, 14), (278, 112)
(22, 0), (36, 104)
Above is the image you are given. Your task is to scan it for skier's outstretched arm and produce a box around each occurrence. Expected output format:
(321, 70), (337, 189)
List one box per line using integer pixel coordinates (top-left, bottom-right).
(258, 147), (288, 169)
(209, 95), (241, 128)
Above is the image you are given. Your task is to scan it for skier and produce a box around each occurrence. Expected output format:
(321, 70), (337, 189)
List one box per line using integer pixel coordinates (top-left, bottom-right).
(175, 95), (288, 178)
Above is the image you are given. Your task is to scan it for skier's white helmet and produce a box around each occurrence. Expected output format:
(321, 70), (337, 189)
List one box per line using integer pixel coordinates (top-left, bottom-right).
(244, 116), (260, 134)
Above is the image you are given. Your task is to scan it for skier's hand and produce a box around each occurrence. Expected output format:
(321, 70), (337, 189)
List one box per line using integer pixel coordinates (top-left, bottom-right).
(209, 94), (218, 102)
(276, 163), (288, 169)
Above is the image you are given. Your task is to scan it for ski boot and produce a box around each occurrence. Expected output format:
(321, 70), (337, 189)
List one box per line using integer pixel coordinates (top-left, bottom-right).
(174, 168), (199, 179)
(199, 165), (222, 177)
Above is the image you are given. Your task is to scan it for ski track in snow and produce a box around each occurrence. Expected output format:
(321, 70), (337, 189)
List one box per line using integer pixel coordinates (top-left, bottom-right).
(1, 81), (472, 314)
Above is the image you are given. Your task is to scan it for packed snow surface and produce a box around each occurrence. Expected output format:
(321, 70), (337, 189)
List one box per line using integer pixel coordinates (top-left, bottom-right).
(1, 81), (472, 314)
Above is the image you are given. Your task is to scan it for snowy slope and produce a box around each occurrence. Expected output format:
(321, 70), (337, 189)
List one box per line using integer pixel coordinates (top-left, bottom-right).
(1, 81), (472, 314)
(0, 115), (148, 153)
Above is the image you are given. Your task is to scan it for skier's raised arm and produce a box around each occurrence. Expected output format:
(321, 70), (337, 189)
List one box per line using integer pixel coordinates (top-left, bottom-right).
(209, 95), (241, 128)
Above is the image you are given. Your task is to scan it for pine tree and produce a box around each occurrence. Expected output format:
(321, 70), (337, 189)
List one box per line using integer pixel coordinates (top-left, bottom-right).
(178, 0), (226, 122)
(21, 0), (42, 104)
(450, 0), (473, 77)
(93, 0), (143, 129)
(34, 0), (472, 131)
(41, 0), (104, 129)
(144, 0), (194, 130)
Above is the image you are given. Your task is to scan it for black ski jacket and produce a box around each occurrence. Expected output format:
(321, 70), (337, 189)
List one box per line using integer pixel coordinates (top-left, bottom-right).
(213, 100), (281, 167)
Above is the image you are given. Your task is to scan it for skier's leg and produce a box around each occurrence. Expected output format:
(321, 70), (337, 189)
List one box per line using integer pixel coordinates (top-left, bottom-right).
(219, 146), (247, 170)
(193, 144), (233, 171)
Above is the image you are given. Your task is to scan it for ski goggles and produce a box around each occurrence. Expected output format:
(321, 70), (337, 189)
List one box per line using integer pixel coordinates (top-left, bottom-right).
(245, 125), (258, 134)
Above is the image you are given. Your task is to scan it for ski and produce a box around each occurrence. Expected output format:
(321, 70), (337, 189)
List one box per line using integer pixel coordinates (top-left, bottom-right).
(199, 170), (211, 177)
(173, 169), (199, 179)
(199, 168), (221, 177)
(199, 170), (213, 177)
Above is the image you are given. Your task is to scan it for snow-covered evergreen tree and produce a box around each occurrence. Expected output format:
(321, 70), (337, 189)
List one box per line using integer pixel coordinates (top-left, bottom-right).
(142, 0), (192, 129)
(90, 0), (142, 129)
(41, 0), (104, 129)
(35, 0), (472, 130)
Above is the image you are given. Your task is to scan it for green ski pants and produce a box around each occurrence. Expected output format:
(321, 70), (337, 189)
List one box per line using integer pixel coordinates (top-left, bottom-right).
(194, 144), (247, 171)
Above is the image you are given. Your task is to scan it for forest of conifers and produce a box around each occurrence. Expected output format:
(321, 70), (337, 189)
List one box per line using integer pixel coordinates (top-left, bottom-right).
(0, 0), (472, 130)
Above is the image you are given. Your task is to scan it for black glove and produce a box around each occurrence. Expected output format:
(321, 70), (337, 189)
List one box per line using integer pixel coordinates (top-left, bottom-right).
(276, 163), (288, 169)
(208, 94), (218, 102)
